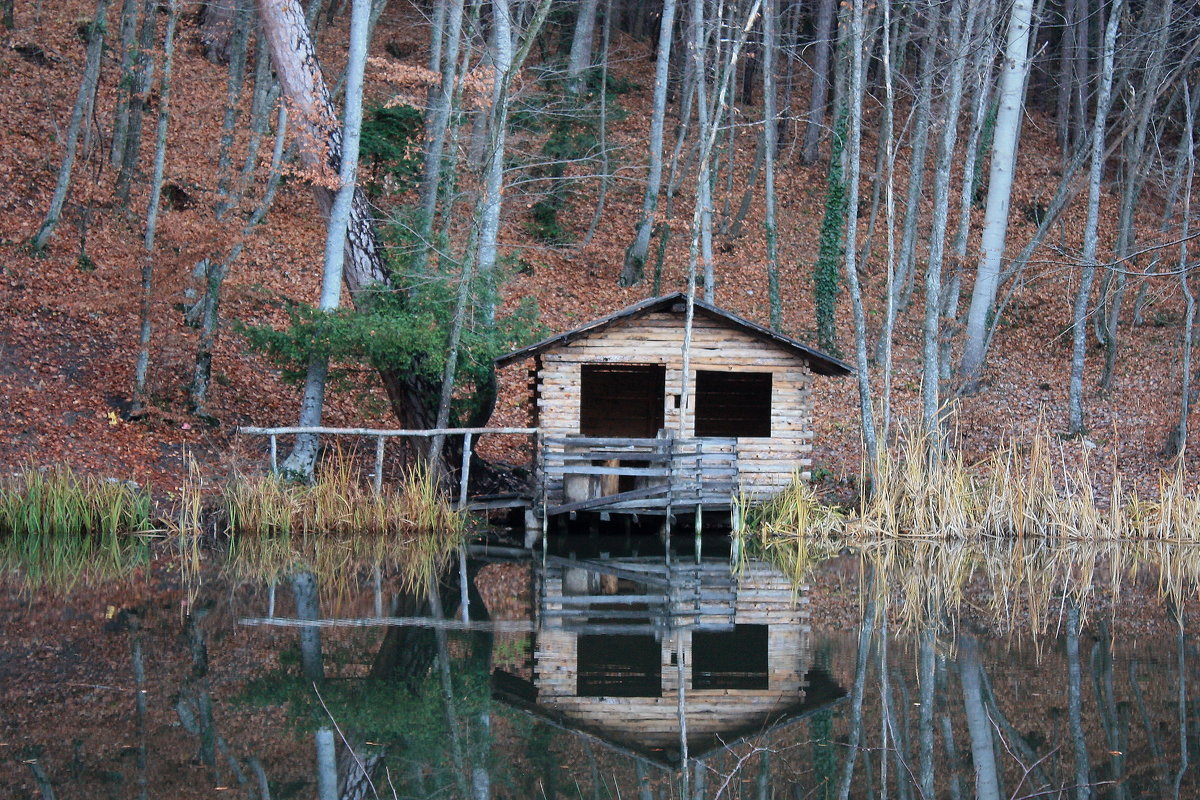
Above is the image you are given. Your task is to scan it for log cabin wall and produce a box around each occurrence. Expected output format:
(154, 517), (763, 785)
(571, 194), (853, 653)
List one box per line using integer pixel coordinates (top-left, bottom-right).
(536, 310), (815, 505)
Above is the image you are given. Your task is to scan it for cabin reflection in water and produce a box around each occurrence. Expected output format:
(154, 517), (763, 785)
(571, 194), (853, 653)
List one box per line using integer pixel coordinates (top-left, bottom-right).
(493, 557), (846, 767)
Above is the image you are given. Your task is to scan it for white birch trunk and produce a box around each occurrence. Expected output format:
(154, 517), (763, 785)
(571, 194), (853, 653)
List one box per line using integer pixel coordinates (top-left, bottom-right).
(281, 0), (372, 477)
(566, 0), (601, 94)
(959, 0), (1034, 385)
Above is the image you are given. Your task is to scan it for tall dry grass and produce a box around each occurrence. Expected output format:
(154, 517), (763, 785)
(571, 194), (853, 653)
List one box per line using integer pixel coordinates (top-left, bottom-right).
(221, 454), (464, 598)
(749, 429), (1200, 542)
(0, 464), (154, 589)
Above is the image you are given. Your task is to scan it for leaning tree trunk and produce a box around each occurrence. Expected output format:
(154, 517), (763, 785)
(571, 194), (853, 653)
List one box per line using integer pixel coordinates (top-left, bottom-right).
(959, 0), (1034, 387)
(31, 0), (110, 251)
(257, 0), (440, 465)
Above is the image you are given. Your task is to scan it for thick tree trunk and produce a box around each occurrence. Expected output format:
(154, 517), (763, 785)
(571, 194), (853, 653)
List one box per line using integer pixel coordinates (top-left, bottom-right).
(567, 0), (602, 93)
(960, 635), (1000, 800)
(31, 0), (110, 251)
(959, 0), (1034, 386)
(258, 0), (440, 468)
(115, 0), (159, 204)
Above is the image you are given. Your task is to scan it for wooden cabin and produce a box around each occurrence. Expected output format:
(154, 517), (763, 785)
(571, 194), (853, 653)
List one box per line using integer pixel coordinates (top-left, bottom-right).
(491, 556), (846, 769)
(495, 293), (852, 532)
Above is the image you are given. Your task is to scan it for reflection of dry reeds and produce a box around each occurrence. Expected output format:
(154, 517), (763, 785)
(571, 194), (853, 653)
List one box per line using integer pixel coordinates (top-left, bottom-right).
(752, 429), (1200, 542)
(755, 533), (1200, 635)
(222, 453), (464, 598)
(0, 464), (153, 590)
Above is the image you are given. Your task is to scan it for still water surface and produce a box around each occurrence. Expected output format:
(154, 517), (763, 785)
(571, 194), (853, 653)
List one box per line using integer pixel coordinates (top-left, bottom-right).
(3, 536), (1198, 799)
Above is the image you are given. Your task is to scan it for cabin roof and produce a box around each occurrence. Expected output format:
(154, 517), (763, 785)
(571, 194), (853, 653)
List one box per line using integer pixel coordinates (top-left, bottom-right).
(495, 292), (854, 376)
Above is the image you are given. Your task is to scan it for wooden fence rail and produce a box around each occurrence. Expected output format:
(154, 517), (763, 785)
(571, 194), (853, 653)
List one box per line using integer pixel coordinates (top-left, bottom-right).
(237, 425), (537, 506)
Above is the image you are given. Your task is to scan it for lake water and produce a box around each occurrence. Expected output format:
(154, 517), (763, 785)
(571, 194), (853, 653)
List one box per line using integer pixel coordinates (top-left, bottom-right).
(3, 535), (1198, 799)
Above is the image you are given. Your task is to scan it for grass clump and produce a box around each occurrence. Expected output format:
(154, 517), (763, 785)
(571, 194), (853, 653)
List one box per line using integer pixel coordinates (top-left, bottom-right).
(222, 455), (464, 597)
(0, 464), (153, 589)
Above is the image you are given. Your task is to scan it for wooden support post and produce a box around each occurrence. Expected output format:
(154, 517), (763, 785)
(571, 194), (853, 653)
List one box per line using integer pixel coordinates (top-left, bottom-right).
(458, 547), (470, 622)
(373, 566), (383, 617)
(373, 435), (385, 493)
(269, 435), (278, 474)
(457, 432), (473, 510)
(694, 505), (703, 564)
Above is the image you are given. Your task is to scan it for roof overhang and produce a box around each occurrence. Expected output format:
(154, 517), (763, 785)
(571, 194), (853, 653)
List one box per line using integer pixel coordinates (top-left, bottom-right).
(495, 292), (853, 376)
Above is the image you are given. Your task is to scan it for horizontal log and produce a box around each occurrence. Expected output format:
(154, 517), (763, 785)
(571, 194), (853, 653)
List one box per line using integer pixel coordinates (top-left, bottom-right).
(239, 425), (537, 437)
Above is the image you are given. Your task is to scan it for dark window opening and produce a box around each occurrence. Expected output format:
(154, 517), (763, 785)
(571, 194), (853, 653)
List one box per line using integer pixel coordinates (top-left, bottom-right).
(692, 625), (769, 690)
(580, 364), (666, 438)
(694, 371), (772, 437)
(577, 634), (662, 697)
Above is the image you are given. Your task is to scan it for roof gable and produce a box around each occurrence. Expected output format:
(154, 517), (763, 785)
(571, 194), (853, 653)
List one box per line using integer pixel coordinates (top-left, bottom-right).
(496, 292), (853, 376)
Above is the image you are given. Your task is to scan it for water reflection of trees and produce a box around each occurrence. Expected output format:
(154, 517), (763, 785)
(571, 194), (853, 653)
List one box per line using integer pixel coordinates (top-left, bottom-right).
(8, 540), (1200, 799)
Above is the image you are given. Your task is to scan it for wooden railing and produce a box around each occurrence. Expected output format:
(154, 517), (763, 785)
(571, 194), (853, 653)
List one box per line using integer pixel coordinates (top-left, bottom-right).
(541, 435), (738, 515)
(237, 425), (537, 508)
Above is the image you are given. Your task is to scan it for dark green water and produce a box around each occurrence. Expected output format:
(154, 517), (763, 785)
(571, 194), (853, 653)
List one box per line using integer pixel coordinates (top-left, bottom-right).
(3, 537), (1198, 799)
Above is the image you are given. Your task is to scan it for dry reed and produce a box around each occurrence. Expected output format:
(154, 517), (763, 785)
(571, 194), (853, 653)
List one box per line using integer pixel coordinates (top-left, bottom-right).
(221, 453), (464, 599)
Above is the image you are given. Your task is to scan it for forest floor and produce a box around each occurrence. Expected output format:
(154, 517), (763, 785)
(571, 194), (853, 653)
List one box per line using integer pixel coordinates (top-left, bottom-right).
(1, 0), (1197, 506)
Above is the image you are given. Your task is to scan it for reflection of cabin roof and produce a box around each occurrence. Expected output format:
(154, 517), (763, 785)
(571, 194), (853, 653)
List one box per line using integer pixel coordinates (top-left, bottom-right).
(495, 292), (854, 376)
(494, 667), (847, 771)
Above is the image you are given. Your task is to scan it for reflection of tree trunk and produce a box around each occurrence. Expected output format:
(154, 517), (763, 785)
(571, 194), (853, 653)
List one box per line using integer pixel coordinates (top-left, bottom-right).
(836, 569), (877, 800)
(917, 622), (936, 799)
(129, 613), (150, 800)
(291, 571), (325, 683)
(1066, 602), (1091, 799)
(1091, 622), (1128, 799)
(316, 727), (338, 800)
(1172, 605), (1189, 800)
(939, 713), (964, 800)
(980, 663), (1052, 791)
(959, 634), (999, 800)
(1130, 658), (1170, 792)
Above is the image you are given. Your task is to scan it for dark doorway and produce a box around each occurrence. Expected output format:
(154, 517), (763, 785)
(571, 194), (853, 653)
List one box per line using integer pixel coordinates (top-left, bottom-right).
(692, 625), (769, 690)
(577, 634), (662, 697)
(580, 364), (666, 437)
(694, 371), (772, 437)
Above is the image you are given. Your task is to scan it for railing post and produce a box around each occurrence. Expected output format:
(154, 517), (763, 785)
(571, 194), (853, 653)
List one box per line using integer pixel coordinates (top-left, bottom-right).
(269, 435), (278, 475)
(458, 432), (473, 510)
(374, 435), (385, 493)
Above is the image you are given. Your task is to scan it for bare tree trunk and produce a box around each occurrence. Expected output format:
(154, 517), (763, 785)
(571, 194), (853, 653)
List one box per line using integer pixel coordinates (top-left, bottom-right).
(959, 635), (1000, 800)
(1099, 0), (1174, 390)
(959, 0), (1034, 386)
(892, 2), (937, 314)
(114, 0), (159, 204)
(110, 0), (141, 165)
(567, 0), (602, 94)
(1164, 81), (1195, 459)
(1067, 0), (1124, 435)
(132, 0), (179, 411)
(214, 0), (254, 219)
(201, 0), (240, 62)
(621, 0), (679, 285)
(920, 0), (976, 438)
(415, 0), (466, 269)
(800, 0), (835, 165)
(841, 0), (879, 470)
(762, 0), (781, 329)
(31, 0), (110, 251)
(582, 0), (614, 246)
(282, 0), (371, 478)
